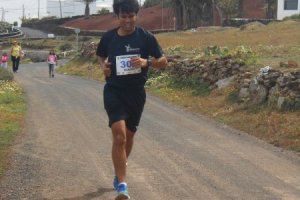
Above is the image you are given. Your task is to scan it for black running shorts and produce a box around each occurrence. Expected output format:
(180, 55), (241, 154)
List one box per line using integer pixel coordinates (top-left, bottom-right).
(103, 84), (146, 133)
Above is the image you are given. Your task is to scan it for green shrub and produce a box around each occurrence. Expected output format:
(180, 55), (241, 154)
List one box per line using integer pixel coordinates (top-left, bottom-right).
(170, 75), (212, 96)
(234, 45), (258, 65)
(66, 35), (77, 41)
(281, 98), (300, 111)
(227, 89), (240, 103)
(283, 14), (300, 21)
(0, 68), (14, 81)
(21, 41), (52, 49)
(59, 43), (73, 51)
(80, 36), (93, 42)
(147, 70), (211, 97)
(204, 45), (230, 58)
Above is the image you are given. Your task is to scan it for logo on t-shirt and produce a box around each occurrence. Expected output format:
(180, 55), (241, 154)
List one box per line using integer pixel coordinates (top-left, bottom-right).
(125, 44), (140, 53)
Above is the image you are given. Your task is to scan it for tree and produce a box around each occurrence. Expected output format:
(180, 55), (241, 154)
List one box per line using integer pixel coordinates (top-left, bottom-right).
(168, 0), (213, 29)
(265, 0), (277, 18)
(237, 0), (244, 17)
(79, 0), (97, 19)
(98, 8), (110, 14)
(143, 0), (161, 7)
(167, 0), (241, 29)
(212, 0), (224, 25)
(170, 0), (187, 29)
(216, 0), (239, 19)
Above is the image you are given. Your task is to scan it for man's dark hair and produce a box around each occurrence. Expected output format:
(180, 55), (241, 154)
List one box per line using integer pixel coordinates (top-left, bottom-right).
(113, 0), (140, 15)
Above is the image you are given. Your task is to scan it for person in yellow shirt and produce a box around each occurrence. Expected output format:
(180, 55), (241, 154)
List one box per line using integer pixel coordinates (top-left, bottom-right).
(10, 40), (22, 73)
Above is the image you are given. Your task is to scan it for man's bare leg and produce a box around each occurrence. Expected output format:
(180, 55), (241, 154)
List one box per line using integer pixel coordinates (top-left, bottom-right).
(111, 120), (127, 183)
(125, 128), (135, 158)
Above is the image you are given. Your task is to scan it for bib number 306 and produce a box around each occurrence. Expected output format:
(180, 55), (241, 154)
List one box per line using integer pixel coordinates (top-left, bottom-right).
(116, 54), (141, 76)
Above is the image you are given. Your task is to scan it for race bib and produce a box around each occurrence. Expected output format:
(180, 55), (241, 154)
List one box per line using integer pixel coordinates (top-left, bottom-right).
(116, 54), (141, 76)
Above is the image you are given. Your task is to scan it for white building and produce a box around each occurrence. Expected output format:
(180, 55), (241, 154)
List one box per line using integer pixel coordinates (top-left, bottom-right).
(277, 0), (300, 20)
(47, 0), (98, 18)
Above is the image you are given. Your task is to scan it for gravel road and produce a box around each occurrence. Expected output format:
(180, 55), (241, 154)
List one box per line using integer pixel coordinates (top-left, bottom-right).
(0, 62), (300, 200)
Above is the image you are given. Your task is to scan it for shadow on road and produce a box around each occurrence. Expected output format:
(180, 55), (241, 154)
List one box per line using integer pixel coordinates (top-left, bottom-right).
(46, 187), (114, 200)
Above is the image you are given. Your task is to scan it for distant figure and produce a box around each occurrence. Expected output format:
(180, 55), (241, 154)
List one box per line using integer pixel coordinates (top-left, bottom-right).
(47, 49), (57, 78)
(1, 52), (8, 69)
(10, 40), (22, 73)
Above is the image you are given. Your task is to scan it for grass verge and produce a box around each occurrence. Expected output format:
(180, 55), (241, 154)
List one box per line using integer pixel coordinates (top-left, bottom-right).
(0, 80), (26, 177)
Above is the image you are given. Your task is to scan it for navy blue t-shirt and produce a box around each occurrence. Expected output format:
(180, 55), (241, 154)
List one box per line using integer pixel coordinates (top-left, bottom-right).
(96, 26), (163, 89)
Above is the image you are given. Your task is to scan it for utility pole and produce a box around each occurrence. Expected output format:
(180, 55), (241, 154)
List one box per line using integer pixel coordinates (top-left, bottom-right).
(1, 7), (4, 22)
(22, 5), (25, 20)
(59, 0), (62, 18)
(38, 0), (40, 19)
(1, 7), (6, 22)
(212, 0), (215, 26)
(161, 0), (164, 29)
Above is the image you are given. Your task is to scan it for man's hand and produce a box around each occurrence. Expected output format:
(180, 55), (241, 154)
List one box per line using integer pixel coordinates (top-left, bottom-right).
(130, 57), (147, 68)
(102, 62), (111, 77)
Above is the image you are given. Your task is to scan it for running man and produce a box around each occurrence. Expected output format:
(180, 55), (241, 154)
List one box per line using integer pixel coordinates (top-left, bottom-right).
(96, 0), (168, 199)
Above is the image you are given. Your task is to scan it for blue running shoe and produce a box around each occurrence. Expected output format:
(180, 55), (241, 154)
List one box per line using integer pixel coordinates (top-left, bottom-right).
(115, 182), (130, 200)
(113, 176), (119, 190)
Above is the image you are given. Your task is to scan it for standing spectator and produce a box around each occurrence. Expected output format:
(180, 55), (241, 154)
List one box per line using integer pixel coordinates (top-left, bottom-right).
(96, 0), (168, 199)
(1, 52), (8, 69)
(10, 40), (22, 73)
(47, 49), (57, 78)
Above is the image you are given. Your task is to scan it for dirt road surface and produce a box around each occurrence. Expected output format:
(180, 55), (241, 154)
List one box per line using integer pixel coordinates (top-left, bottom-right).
(1, 62), (300, 200)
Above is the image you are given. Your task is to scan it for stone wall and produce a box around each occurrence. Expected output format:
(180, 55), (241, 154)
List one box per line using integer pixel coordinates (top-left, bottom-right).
(238, 66), (300, 110)
(167, 57), (300, 110)
(167, 56), (247, 88)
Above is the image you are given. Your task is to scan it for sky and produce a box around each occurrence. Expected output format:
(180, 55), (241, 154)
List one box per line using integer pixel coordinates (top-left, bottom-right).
(0, 0), (145, 26)
(0, 0), (47, 25)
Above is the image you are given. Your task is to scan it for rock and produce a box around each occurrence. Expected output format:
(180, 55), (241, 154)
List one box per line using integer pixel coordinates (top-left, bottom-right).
(243, 72), (253, 78)
(242, 78), (251, 88)
(239, 87), (250, 99)
(215, 76), (235, 89)
(280, 61), (288, 68)
(288, 60), (298, 68)
(277, 96), (286, 109)
(277, 76), (289, 87)
(268, 85), (280, 105)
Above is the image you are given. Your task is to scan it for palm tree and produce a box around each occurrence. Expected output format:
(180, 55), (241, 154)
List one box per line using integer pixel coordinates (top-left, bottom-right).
(79, 0), (97, 18)
(169, 0), (212, 29)
(237, 0), (244, 17)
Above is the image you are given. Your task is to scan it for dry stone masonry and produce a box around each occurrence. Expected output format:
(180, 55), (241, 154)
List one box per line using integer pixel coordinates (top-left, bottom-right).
(168, 56), (247, 88)
(167, 57), (300, 110)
